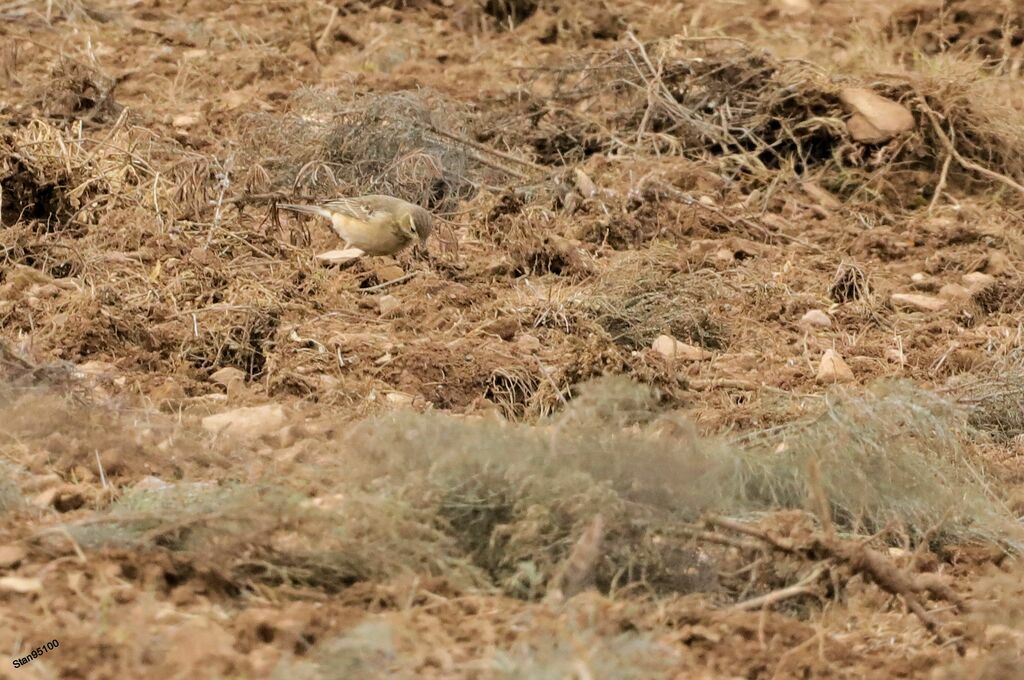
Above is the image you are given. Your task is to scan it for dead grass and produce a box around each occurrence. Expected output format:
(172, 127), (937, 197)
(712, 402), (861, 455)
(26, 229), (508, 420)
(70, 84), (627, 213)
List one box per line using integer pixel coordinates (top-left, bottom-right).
(949, 350), (1024, 442)
(69, 482), (487, 592)
(582, 247), (728, 350)
(3, 0), (1024, 675)
(239, 88), (519, 212)
(739, 381), (1017, 546)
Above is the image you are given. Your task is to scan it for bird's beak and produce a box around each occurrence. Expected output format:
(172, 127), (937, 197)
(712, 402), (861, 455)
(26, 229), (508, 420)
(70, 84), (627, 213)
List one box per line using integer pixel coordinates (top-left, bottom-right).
(413, 237), (430, 262)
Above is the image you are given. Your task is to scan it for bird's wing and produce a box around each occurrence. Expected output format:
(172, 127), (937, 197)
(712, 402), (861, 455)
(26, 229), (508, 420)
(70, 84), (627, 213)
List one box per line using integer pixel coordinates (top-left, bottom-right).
(321, 196), (391, 222)
(278, 203), (335, 220)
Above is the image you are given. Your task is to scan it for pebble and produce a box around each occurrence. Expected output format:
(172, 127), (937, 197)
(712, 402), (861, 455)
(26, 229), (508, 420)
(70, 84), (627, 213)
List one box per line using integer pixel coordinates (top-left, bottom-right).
(816, 349), (854, 383)
(938, 283), (973, 301)
(0, 576), (42, 594)
(315, 248), (363, 266)
(201, 404), (286, 441)
(0, 545), (27, 568)
(962, 272), (995, 289)
(210, 367), (246, 388)
(839, 88), (915, 143)
(891, 293), (947, 312)
(652, 335), (711, 361)
(800, 309), (832, 328)
(378, 294), (401, 317)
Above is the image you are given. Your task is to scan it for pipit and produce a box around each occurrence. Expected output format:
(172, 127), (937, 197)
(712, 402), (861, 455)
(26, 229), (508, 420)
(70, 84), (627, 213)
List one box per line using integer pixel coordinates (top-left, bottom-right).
(279, 195), (433, 256)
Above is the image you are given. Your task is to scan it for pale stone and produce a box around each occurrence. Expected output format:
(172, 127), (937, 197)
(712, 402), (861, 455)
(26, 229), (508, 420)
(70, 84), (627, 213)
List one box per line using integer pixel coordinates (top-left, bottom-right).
(172, 113), (200, 128)
(652, 335), (711, 361)
(0, 545), (27, 568)
(800, 309), (832, 327)
(574, 168), (598, 198)
(984, 251), (1009, 275)
(378, 294), (401, 317)
(210, 367), (246, 387)
(800, 181), (841, 209)
(374, 264), (406, 282)
(385, 392), (415, 407)
(891, 293), (947, 312)
(840, 88), (915, 143)
(517, 334), (541, 353)
(134, 476), (171, 492)
(938, 283), (972, 301)
(315, 248), (364, 265)
(201, 404), (286, 440)
(778, 0), (811, 13)
(816, 349), (854, 383)
(75, 361), (119, 379)
(962, 272), (996, 289)
(0, 576), (42, 593)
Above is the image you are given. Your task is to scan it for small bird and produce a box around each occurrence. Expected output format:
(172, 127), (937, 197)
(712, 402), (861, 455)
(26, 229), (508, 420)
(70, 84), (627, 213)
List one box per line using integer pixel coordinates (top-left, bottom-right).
(278, 194), (433, 256)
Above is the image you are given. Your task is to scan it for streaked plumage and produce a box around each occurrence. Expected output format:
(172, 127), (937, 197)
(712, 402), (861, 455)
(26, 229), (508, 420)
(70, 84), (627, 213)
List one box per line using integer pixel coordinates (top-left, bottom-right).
(279, 194), (433, 256)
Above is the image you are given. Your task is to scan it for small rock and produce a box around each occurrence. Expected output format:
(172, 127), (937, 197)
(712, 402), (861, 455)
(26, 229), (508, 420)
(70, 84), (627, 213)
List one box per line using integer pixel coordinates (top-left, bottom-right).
(574, 168), (598, 198)
(201, 404), (287, 441)
(172, 113), (200, 128)
(816, 349), (854, 383)
(938, 283), (972, 301)
(778, 0), (811, 13)
(517, 334), (542, 353)
(909, 272), (939, 292)
(149, 380), (186, 404)
(0, 576), (42, 593)
(800, 181), (841, 210)
(374, 264), (406, 283)
(714, 248), (735, 263)
(210, 367), (246, 388)
(378, 294), (402, 317)
(839, 88), (915, 143)
(385, 392), (415, 407)
(75, 361), (119, 380)
(885, 347), (907, 365)
(891, 293), (947, 312)
(31, 487), (59, 509)
(483, 317), (521, 341)
(0, 545), (27, 568)
(315, 248), (363, 266)
(134, 476), (171, 492)
(800, 309), (832, 328)
(962, 272), (996, 289)
(652, 335), (711, 361)
(983, 251), (1010, 275)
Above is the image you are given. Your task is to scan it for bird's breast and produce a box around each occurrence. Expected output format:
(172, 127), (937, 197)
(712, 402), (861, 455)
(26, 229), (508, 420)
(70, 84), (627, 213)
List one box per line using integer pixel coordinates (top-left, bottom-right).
(330, 214), (412, 255)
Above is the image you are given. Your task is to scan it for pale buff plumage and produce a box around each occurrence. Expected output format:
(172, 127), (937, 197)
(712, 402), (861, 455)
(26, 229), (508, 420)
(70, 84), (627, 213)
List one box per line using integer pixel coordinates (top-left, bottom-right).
(278, 195), (433, 256)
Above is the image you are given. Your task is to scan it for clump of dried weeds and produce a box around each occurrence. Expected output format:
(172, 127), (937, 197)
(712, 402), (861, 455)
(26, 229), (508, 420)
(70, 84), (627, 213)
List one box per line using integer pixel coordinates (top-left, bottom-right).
(739, 380), (1017, 547)
(239, 88), (524, 212)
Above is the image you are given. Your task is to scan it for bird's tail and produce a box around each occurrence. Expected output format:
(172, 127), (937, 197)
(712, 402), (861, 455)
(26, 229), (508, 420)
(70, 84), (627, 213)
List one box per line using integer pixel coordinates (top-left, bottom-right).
(278, 203), (333, 220)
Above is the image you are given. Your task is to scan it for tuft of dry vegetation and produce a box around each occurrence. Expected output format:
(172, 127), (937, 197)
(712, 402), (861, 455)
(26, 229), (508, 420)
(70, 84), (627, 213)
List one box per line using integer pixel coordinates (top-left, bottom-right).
(4, 0), (1024, 676)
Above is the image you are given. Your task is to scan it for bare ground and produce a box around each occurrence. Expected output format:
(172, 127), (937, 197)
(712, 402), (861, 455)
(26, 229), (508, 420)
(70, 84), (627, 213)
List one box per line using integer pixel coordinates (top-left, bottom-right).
(2, 0), (1024, 677)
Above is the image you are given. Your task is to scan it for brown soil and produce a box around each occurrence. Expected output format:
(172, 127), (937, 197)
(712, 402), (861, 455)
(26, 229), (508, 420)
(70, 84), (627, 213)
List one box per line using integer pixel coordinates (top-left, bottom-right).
(2, 0), (1024, 678)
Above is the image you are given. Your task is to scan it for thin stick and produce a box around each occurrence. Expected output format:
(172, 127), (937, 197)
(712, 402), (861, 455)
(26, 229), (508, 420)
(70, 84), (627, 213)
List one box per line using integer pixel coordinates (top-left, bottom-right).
(424, 125), (546, 173)
(94, 449), (108, 490)
(315, 5), (338, 53)
(730, 563), (828, 612)
(928, 152), (952, 213)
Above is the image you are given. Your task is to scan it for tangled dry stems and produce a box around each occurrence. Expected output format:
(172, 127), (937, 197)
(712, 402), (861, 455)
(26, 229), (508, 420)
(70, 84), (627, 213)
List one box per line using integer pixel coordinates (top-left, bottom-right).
(12, 376), (1011, 602)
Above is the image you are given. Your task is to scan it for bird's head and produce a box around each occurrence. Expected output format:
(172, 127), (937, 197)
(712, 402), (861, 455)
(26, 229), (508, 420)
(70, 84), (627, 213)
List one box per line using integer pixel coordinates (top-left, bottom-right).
(403, 207), (433, 248)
